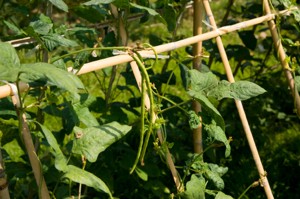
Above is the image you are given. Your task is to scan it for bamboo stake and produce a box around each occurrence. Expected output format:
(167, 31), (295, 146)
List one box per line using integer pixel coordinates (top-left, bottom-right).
(202, 0), (274, 198)
(9, 83), (50, 199)
(0, 9), (292, 98)
(130, 61), (183, 191)
(262, 0), (300, 116)
(0, 148), (10, 199)
(192, 0), (204, 154)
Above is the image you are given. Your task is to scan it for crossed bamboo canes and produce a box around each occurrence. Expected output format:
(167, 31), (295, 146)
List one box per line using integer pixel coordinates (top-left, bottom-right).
(0, 10), (291, 98)
(202, 0), (274, 198)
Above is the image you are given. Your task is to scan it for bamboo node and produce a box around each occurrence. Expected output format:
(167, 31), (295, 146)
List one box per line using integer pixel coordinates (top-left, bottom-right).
(1, 81), (20, 108)
(259, 171), (268, 187)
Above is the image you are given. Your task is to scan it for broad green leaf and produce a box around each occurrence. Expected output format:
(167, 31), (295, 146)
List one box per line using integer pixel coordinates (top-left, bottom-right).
(295, 76), (300, 92)
(83, 0), (115, 5)
(49, 0), (68, 12)
(230, 81), (266, 100)
(204, 120), (231, 157)
(64, 165), (113, 198)
(36, 122), (68, 171)
(189, 70), (218, 93)
(0, 42), (20, 68)
(162, 6), (177, 31)
(3, 139), (25, 163)
(72, 122), (132, 162)
(181, 174), (206, 199)
(207, 80), (266, 101)
(207, 80), (231, 100)
(4, 20), (23, 35)
(215, 191), (234, 199)
(42, 33), (78, 51)
(179, 63), (190, 90)
(188, 90), (225, 130)
(29, 14), (53, 35)
(19, 63), (84, 93)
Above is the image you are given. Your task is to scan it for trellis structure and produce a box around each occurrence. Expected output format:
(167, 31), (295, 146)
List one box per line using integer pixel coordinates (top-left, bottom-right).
(0, 1), (299, 198)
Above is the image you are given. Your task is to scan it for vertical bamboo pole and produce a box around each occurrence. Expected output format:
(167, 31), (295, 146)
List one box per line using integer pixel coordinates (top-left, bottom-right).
(9, 84), (50, 199)
(130, 61), (183, 192)
(262, 0), (300, 116)
(202, 0), (274, 198)
(0, 149), (10, 199)
(192, 0), (204, 154)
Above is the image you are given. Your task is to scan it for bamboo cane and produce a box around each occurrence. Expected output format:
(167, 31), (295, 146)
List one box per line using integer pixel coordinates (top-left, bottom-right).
(262, 0), (300, 116)
(202, 0), (274, 198)
(130, 61), (183, 191)
(192, 0), (204, 154)
(0, 149), (10, 199)
(8, 83), (50, 199)
(0, 9), (292, 99)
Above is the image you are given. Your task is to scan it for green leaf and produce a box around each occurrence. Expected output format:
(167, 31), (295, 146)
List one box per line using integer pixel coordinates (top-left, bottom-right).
(204, 164), (226, 190)
(189, 70), (219, 93)
(130, 3), (165, 23)
(83, 0), (115, 5)
(29, 14), (53, 35)
(64, 165), (113, 198)
(0, 42), (20, 68)
(188, 90), (225, 130)
(230, 81), (266, 100)
(135, 167), (148, 181)
(4, 20), (23, 35)
(181, 174), (206, 199)
(19, 63), (84, 93)
(207, 80), (266, 100)
(36, 122), (68, 171)
(42, 33), (78, 51)
(207, 80), (232, 100)
(48, 0), (68, 12)
(3, 139), (25, 163)
(72, 122), (132, 162)
(130, 3), (158, 16)
(295, 76), (300, 92)
(215, 191), (234, 199)
(204, 120), (231, 157)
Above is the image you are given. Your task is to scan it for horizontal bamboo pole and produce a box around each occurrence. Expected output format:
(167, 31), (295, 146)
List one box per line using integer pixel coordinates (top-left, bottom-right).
(0, 10), (292, 99)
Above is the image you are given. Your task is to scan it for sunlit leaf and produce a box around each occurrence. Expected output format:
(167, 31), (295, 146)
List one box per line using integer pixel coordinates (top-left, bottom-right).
(188, 110), (201, 129)
(230, 81), (266, 100)
(72, 122), (132, 162)
(207, 80), (231, 100)
(181, 174), (206, 199)
(215, 191), (234, 199)
(48, 0), (68, 12)
(0, 42), (20, 68)
(83, 0), (115, 5)
(64, 165), (113, 198)
(3, 139), (25, 163)
(189, 70), (218, 93)
(19, 63), (84, 93)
